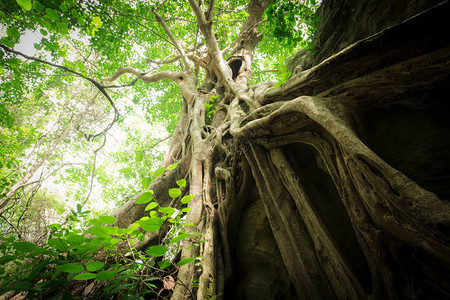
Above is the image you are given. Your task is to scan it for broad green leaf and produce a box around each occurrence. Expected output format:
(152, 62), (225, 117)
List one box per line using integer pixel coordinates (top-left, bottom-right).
(168, 188), (181, 198)
(55, 264), (84, 273)
(181, 207), (192, 212)
(47, 238), (68, 251)
(170, 233), (190, 244)
(96, 270), (114, 281)
(32, 1), (44, 12)
(176, 179), (186, 187)
(17, 0), (32, 11)
(166, 163), (178, 170)
(110, 238), (119, 245)
(77, 203), (82, 213)
(13, 241), (36, 253)
(71, 9), (80, 18)
(159, 206), (175, 216)
(1, 37), (14, 47)
(135, 150), (143, 162)
(153, 167), (165, 176)
(6, 27), (20, 40)
(48, 223), (61, 230)
(0, 255), (15, 265)
(86, 261), (105, 272)
(137, 190), (153, 204)
(142, 177), (151, 189)
(119, 167), (133, 174)
(86, 225), (111, 238)
(45, 8), (59, 20)
(73, 273), (97, 280)
(146, 245), (167, 257)
(144, 202), (158, 211)
(140, 217), (163, 232)
(180, 194), (194, 204)
(157, 260), (171, 269)
(91, 16), (103, 28)
(177, 257), (196, 267)
(89, 218), (103, 225)
(98, 215), (116, 225)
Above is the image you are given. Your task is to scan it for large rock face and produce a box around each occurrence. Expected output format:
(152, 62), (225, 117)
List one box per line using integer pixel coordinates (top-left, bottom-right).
(231, 0), (449, 299)
(288, 0), (442, 72)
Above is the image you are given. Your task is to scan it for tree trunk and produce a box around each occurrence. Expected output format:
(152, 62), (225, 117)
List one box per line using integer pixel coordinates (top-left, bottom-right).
(111, 0), (450, 299)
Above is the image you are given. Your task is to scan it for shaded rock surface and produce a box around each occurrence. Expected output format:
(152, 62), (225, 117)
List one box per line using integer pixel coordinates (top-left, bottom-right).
(232, 0), (449, 299)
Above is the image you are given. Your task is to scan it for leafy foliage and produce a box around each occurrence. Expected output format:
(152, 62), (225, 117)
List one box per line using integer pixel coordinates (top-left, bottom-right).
(0, 167), (199, 298)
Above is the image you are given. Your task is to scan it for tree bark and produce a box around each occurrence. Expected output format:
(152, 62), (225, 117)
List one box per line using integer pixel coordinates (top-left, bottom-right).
(108, 0), (450, 299)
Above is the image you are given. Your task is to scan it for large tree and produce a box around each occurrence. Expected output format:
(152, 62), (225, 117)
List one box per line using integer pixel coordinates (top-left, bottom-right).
(1, 0), (449, 299)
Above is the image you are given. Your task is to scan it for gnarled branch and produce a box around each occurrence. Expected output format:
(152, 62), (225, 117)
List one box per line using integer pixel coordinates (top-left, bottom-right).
(103, 67), (184, 84)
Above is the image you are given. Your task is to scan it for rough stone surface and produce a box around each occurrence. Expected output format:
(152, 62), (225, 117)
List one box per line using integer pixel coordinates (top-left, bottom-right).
(287, 0), (442, 73)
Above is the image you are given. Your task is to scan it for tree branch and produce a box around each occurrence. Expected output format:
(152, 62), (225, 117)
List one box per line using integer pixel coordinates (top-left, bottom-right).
(152, 10), (192, 70)
(103, 67), (183, 84)
(146, 55), (181, 65)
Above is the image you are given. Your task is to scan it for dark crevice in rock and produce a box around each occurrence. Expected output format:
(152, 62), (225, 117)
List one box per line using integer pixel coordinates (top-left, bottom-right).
(362, 81), (450, 200)
(283, 143), (373, 294)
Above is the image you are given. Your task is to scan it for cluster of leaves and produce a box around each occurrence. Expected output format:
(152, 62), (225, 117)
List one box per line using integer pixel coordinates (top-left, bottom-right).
(273, 55), (292, 88)
(0, 164), (200, 298)
(262, 0), (321, 51)
(204, 95), (220, 126)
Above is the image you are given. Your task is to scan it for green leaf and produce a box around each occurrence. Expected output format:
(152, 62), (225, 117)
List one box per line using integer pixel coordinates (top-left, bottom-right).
(146, 245), (167, 257)
(181, 207), (192, 212)
(73, 273), (97, 280)
(153, 167), (165, 177)
(177, 257), (196, 267)
(77, 203), (82, 213)
(91, 16), (103, 28)
(98, 215), (116, 225)
(55, 264), (84, 273)
(0, 255), (15, 265)
(89, 218), (103, 225)
(159, 206), (175, 216)
(180, 195), (194, 204)
(17, 0), (32, 11)
(110, 238), (119, 245)
(144, 202), (158, 211)
(158, 260), (171, 269)
(137, 190), (154, 204)
(180, 194), (194, 204)
(86, 261), (105, 272)
(86, 225), (111, 238)
(176, 179), (186, 187)
(135, 150), (143, 162)
(140, 217), (163, 232)
(96, 270), (114, 281)
(170, 233), (190, 244)
(119, 167), (133, 174)
(32, 0), (43, 12)
(166, 163), (178, 170)
(13, 241), (36, 253)
(168, 188), (181, 198)
(45, 8), (60, 20)
(273, 81), (282, 88)
(1, 37), (14, 48)
(47, 238), (68, 251)
(48, 223), (61, 230)
(6, 27), (20, 41)
(141, 177), (151, 189)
